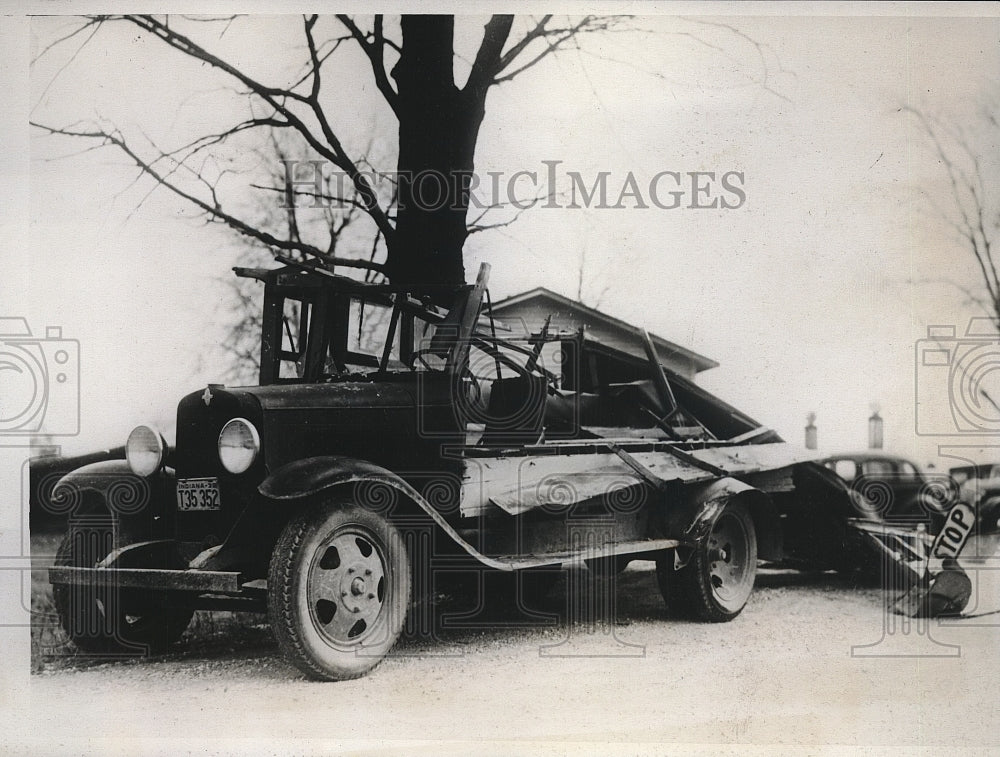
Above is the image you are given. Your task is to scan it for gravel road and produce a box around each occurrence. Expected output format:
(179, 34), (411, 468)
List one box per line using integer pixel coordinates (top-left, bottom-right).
(10, 562), (1000, 755)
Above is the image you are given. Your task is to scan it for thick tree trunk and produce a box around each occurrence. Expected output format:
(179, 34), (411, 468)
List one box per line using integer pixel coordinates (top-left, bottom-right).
(389, 16), (489, 293)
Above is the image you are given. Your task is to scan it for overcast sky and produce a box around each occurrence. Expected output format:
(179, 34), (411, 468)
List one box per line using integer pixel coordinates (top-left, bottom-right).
(5, 5), (1000, 469)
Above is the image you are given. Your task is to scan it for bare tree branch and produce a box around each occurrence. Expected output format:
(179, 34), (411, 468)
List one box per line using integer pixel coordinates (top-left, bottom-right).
(496, 15), (552, 72)
(31, 16), (104, 65)
(336, 14), (400, 117)
(905, 102), (1000, 328)
(108, 14), (396, 242)
(493, 16), (627, 85)
(31, 120), (385, 275)
(31, 18), (105, 111)
(464, 15), (515, 96)
(681, 17), (793, 104)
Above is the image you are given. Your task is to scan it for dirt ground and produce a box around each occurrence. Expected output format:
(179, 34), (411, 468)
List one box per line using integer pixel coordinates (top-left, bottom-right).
(9, 535), (1000, 756)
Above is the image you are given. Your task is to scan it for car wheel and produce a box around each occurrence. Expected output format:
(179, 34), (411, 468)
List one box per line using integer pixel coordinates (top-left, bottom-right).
(268, 500), (411, 681)
(656, 499), (757, 622)
(52, 526), (193, 654)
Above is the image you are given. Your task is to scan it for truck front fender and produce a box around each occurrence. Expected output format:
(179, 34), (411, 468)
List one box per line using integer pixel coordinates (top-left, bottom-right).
(258, 455), (418, 504)
(256, 455), (514, 569)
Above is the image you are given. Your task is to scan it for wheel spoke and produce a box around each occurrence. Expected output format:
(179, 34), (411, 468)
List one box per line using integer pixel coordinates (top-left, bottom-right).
(334, 535), (365, 566)
(324, 598), (358, 640)
(311, 563), (341, 601)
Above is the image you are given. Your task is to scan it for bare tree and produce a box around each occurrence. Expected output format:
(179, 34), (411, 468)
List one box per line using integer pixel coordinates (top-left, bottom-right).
(905, 99), (1000, 326)
(32, 15), (790, 380)
(32, 14), (631, 294)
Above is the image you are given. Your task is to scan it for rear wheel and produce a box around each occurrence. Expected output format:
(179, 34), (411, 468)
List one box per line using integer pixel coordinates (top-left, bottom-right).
(52, 525), (193, 654)
(657, 500), (757, 622)
(268, 501), (411, 681)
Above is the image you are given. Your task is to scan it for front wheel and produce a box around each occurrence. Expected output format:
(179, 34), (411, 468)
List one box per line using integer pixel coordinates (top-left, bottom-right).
(657, 499), (757, 622)
(52, 525), (193, 654)
(268, 501), (411, 681)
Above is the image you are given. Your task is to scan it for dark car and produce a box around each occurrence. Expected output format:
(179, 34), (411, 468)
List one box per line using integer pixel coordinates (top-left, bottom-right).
(819, 452), (953, 530)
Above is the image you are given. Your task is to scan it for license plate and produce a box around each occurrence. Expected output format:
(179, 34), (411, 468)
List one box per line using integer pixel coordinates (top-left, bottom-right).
(176, 478), (221, 511)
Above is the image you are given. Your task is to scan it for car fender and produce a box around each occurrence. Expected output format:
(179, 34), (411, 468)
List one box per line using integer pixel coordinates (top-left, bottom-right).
(51, 460), (175, 545)
(977, 494), (1000, 533)
(957, 484), (1000, 532)
(52, 460), (173, 515)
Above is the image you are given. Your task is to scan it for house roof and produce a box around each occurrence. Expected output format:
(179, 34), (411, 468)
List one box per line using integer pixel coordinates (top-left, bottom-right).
(489, 286), (719, 373)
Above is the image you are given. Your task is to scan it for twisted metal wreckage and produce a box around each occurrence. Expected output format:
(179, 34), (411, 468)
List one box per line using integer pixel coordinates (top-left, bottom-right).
(47, 260), (997, 680)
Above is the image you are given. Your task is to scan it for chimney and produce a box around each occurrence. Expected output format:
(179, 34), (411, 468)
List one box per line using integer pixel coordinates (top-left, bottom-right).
(868, 406), (883, 449)
(805, 412), (817, 450)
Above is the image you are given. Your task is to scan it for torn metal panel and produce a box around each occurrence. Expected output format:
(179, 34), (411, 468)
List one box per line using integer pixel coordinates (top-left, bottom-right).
(485, 466), (648, 516)
(607, 443), (670, 491)
(464, 449), (700, 517)
(688, 443), (821, 475)
(463, 441), (819, 517)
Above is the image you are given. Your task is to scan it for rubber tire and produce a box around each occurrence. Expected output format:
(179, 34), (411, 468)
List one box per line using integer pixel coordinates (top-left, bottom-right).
(268, 501), (411, 681)
(52, 528), (193, 655)
(657, 500), (758, 623)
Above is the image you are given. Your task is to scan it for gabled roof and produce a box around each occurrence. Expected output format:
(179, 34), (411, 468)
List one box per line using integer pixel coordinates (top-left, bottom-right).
(490, 287), (719, 373)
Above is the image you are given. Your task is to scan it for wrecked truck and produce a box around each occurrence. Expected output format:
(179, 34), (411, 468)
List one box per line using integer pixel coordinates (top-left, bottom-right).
(49, 259), (880, 680)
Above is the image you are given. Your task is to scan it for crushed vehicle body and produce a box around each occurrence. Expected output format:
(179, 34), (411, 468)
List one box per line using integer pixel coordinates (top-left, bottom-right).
(46, 258), (990, 679)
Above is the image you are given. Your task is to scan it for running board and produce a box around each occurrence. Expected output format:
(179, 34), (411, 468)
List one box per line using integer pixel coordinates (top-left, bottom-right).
(48, 566), (243, 594)
(488, 537), (682, 570)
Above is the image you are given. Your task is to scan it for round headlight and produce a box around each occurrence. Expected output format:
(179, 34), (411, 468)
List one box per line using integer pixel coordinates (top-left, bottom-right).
(126, 425), (166, 477)
(218, 418), (260, 474)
